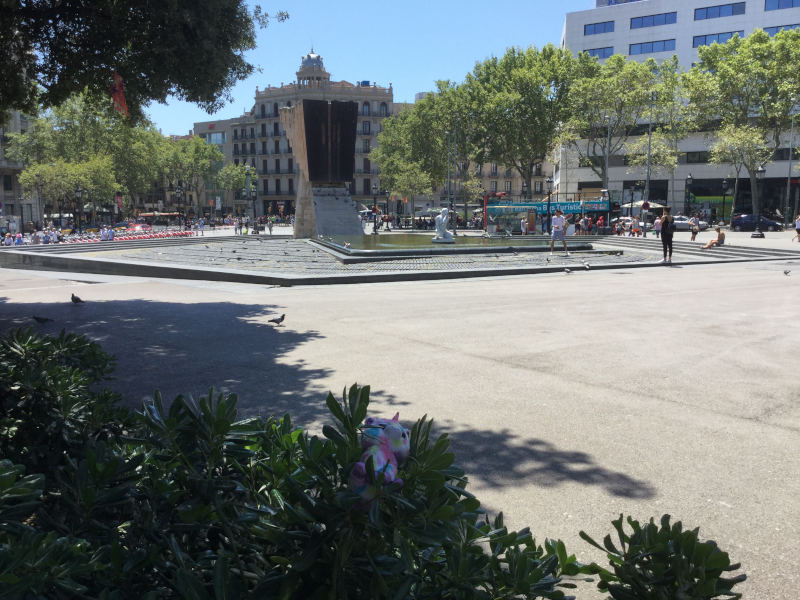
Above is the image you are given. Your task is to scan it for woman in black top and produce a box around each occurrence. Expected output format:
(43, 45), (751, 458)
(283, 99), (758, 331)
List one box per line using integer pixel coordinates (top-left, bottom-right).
(660, 207), (674, 264)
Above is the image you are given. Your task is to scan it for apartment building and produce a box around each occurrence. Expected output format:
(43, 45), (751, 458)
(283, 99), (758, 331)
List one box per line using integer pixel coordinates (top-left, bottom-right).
(559, 0), (800, 217)
(0, 111), (37, 231)
(194, 51), (395, 218)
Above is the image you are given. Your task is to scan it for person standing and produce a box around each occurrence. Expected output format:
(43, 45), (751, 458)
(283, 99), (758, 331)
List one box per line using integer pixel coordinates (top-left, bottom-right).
(660, 207), (675, 264)
(549, 209), (569, 255)
(641, 200), (650, 237)
(690, 214), (700, 241)
(654, 215), (662, 238)
(794, 213), (800, 242)
(520, 217), (527, 236)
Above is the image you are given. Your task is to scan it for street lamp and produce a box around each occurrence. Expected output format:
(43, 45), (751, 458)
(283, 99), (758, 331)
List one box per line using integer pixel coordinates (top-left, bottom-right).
(752, 165), (766, 238)
(175, 185), (183, 227)
(522, 180), (528, 200)
(721, 178), (729, 226)
(685, 173), (693, 216)
(603, 115), (611, 191)
(545, 176), (553, 234)
(385, 189), (392, 231)
(785, 99), (796, 227)
(371, 182), (379, 234)
(245, 165), (256, 226)
(74, 187), (82, 233)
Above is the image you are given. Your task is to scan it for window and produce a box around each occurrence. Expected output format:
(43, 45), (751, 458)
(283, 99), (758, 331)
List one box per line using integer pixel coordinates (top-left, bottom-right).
(250, 142), (255, 154)
(233, 130), (238, 140)
(362, 102), (370, 116)
(233, 143), (239, 155)
(505, 168), (513, 177)
(584, 20), (615, 35)
(288, 158), (293, 172)
(273, 123), (279, 135)
(207, 132), (225, 144)
(629, 39), (676, 55)
(504, 180), (512, 192)
(273, 102), (278, 115)
(490, 163), (498, 176)
(534, 181), (543, 194)
(766, 0), (800, 8)
(3, 174), (12, 190)
(249, 127), (254, 138)
(275, 179), (281, 194)
(260, 104), (266, 118)
(362, 139), (370, 153)
(587, 46), (614, 58)
(261, 141), (267, 154)
(274, 159), (280, 173)
(693, 31), (744, 46)
(363, 179), (372, 195)
(363, 158), (371, 172)
(288, 178), (294, 193)
(263, 179), (268, 194)
(476, 164), (483, 175)
(261, 123), (267, 136)
(274, 140), (280, 153)
(380, 103), (388, 116)
(490, 181), (498, 192)
(535, 164), (542, 176)
(765, 23), (800, 34)
(695, 2), (746, 19)
(631, 12), (677, 29)
(685, 151), (710, 163)
(362, 121), (370, 134)
(262, 160), (268, 172)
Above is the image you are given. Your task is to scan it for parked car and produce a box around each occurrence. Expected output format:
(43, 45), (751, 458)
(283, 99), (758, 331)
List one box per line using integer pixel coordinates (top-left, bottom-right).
(672, 215), (709, 231)
(731, 214), (784, 232)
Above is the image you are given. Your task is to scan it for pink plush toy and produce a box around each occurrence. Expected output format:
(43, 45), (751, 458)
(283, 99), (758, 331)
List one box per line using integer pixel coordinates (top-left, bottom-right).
(349, 413), (410, 501)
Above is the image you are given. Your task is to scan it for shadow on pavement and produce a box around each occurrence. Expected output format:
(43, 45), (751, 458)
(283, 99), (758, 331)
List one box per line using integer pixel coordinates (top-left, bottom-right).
(441, 424), (656, 499)
(0, 296), (352, 428)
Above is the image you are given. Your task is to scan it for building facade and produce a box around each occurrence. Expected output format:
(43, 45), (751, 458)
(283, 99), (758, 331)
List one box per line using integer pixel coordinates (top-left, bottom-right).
(559, 0), (800, 219)
(0, 111), (38, 232)
(193, 51), (395, 219)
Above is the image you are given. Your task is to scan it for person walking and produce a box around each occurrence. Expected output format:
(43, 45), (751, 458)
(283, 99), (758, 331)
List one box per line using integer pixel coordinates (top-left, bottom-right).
(653, 215), (662, 238)
(641, 200), (650, 237)
(794, 213), (800, 242)
(549, 208), (569, 255)
(660, 207), (675, 264)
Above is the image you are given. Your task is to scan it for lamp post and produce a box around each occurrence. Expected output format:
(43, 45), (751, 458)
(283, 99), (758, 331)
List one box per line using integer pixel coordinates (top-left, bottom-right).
(371, 182), (379, 234)
(785, 100), (796, 227)
(74, 187), (82, 233)
(603, 115), (611, 192)
(175, 185), (183, 228)
(245, 165), (256, 226)
(644, 91), (655, 221)
(385, 189), (391, 231)
(721, 178), (728, 226)
(684, 173), (693, 216)
(545, 176), (553, 234)
(522, 180), (528, 201)
(752, 165), (766, 238)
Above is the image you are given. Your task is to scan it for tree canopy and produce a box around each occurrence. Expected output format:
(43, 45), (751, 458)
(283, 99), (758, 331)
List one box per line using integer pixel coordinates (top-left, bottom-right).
(1, 1), (287, 121)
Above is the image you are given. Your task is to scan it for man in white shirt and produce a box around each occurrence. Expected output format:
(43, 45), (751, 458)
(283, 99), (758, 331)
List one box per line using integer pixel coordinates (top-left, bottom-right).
(549, 208), (569, 255)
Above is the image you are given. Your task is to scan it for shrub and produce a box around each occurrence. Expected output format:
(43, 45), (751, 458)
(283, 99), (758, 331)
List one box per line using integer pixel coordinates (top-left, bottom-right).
(0, 329), (583, 599)
(580, 514), (746, 599)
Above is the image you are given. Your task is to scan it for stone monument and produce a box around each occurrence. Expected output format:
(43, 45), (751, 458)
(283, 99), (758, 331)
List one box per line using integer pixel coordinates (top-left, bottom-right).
(432, 208), (455, 243)
(280, 99), (363, 239)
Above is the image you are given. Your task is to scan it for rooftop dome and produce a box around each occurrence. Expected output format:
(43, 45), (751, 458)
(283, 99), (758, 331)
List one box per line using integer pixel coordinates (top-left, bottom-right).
(300, 50), (325, 70)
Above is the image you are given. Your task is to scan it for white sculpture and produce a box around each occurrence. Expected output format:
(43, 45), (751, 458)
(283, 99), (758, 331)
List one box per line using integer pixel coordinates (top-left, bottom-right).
(432, 208), (455, 243)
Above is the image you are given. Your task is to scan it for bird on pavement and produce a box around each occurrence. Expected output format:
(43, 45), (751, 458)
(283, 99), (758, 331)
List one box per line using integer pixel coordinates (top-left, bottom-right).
(269, 314), (285, 326)
(564, 268), (572, 274)
(32, 315), (53, 324)
(784, 269), (791, 276)
(71, 293), (84, 304)
(584, 263), (591, 270)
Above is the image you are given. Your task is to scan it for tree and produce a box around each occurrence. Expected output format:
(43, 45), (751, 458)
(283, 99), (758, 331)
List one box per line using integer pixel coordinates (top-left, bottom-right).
(625, 56), (697, 206)
(464, 45), (579, 194)
(163, 136), (225, 208)
(214, 162), (248, 207)
(1, 2), (287, 121)
(686, 28), (800, 218)
(709, 124), (773, 222)
(561, 53), (657, 190)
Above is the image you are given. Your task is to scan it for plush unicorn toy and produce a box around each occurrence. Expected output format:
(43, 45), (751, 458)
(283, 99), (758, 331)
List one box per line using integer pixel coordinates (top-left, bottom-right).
(349, 413), (410, 501)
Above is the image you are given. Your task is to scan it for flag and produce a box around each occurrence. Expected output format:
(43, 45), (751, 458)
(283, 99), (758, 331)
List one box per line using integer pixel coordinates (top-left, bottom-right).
(110, 72), (129, 117)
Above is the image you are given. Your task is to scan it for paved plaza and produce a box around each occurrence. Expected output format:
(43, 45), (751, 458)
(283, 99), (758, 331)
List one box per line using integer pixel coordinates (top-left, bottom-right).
(1, 229), (799, 598)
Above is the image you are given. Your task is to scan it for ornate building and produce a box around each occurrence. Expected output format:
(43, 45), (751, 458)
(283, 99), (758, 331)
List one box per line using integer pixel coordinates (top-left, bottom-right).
(193, 50), (395, 218)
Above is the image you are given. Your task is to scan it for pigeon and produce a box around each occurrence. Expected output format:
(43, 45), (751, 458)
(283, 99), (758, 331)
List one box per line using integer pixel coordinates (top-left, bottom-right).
(268, 314), (285, 326)
(564, 268), (572, 274)
(32, 315), (53, 324)
(71, 293), (84, 304)
(584, 263), (591, 270)
(546, 256), (551, 263)
(784, 270), (791, 276)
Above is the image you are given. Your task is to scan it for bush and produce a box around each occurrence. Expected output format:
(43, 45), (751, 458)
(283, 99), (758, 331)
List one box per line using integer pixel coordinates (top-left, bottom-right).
(0, 329), (584, 599)
(580, 514), (746, 599)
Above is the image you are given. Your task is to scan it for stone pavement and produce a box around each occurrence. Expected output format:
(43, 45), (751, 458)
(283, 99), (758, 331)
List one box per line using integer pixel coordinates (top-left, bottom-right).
(0, 253), (798, 599)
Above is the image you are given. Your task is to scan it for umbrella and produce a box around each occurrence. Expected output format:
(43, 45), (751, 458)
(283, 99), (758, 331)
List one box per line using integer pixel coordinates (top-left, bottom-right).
(620, 200), (665, 209)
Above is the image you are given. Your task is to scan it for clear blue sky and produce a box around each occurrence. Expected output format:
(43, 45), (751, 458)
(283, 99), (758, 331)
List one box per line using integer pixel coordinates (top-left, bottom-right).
(146, 1), (595, 136)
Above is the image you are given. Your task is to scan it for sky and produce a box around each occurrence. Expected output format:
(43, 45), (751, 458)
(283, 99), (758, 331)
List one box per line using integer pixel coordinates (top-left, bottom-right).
(145, 0), (596, 136)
